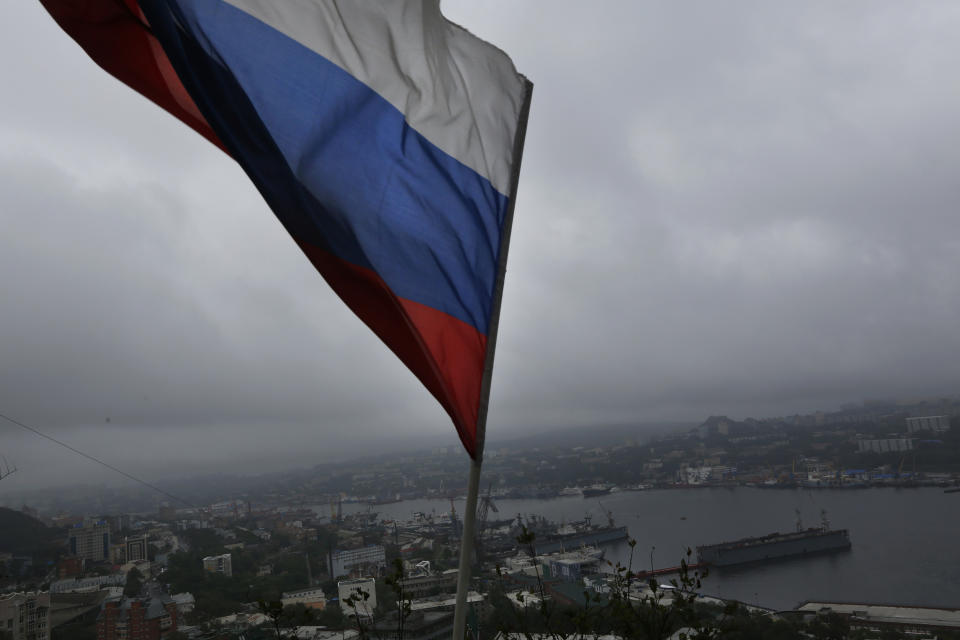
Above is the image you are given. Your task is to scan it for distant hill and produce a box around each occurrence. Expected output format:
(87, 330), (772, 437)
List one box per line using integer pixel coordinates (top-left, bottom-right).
(0, 507), (64, 556)
(485, 421), (697, 451)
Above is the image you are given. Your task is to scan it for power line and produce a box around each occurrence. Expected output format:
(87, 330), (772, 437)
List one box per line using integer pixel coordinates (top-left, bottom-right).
(0, 411), (194, 508)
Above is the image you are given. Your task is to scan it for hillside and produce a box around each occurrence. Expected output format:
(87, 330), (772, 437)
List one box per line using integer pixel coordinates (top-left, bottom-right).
(0, 507), (64, 556)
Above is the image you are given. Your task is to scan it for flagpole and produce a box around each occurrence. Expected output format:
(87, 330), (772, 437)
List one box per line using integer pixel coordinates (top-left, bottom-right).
(452, 78), (533, 640)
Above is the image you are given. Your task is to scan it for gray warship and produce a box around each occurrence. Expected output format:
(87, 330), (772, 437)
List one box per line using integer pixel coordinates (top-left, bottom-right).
(697, 510), (850, 567)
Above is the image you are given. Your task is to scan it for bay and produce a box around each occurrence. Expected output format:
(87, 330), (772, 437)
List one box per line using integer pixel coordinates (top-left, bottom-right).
(339, 487), (960, 611)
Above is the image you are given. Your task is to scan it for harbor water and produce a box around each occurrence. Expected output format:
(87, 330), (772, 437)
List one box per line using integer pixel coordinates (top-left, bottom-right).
(341, 486), (960, 611)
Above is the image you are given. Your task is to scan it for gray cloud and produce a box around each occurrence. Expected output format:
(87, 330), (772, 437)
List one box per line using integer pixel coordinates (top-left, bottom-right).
(4, 1), (960, 489)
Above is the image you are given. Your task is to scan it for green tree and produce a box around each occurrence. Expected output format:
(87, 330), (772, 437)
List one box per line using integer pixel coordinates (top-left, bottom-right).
(280, 603), (316, 629)
(257, 599), (284, 640)
(807, 612), (850, 640)
(124, 567), (143, 597)
(314, 604), (344, 628)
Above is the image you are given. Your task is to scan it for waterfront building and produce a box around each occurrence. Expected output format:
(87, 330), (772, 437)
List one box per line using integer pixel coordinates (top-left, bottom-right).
(409, 591), (486, 619)
(201, 553), (232, 577)
(338, 578), (376, 618)
(906, 415), (950, 433)
(68, 521), (111, 564)
(328, 545), (385, 578)
(676, 466), (713, 484)
(399, 570), (458, 598)
(856, 438), (914, 453)
(281, 587), (326, 610)
(795, 601), (960, 634)
(549, 557), (591, 581)
(0, 591), (50, 640)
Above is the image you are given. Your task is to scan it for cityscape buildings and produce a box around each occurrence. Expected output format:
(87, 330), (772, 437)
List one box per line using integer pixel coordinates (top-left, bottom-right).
(1, 397), (959, 638)
(67, 521), (111, 565)
(0, 591), (50, 640)
(201, 553), (232, 578)
(337, 578), (376, 619)
(280, 587), (326, 610)
(328, 545), (385, 578)
(906, 415), (951, 433)
(857, 438), (915, 453)
(125, 536), (148, 563)
(96, 592), (178, 640)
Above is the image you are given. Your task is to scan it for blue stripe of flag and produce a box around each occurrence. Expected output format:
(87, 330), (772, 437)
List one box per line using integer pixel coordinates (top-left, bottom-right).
(142, 0), (508, 334)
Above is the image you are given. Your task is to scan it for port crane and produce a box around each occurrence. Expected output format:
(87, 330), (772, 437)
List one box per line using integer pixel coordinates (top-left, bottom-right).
(474, 483), (498, 561)
(597, 500), (616, 528)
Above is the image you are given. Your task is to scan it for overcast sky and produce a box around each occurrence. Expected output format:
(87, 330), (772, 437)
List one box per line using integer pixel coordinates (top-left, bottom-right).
(3, 1), (960, 491)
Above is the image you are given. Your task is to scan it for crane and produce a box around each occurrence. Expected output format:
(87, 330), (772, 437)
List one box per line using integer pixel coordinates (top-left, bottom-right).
(597, 500), (615, 528)
(475, 483), (498, 562)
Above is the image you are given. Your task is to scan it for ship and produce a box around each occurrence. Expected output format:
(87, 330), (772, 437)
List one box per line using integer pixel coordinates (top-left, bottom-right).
(697, 509), (851, 568)
(530, 507), (629, 554)
(581, 484), (613, 498)
(534, 525), (628, 554)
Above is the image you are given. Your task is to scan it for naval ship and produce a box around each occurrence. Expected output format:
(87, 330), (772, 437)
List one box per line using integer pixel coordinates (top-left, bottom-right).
(697, 510), (851, 567)
(531, 508), (629, 554)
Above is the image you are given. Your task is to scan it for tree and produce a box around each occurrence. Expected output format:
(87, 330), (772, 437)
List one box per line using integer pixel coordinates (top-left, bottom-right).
(257, 599), (284, 640)
(124, 567), (143, 597)
(314, 604), (344, 628)
(493, 531), (738, 640)
(807, 612), (850, 640)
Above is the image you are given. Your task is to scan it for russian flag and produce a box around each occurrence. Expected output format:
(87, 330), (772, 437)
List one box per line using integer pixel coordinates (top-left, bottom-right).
(40, 0), (532, 459)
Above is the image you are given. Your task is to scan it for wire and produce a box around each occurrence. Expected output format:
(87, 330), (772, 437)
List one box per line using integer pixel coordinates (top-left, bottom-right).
(0, 411), (195, 508)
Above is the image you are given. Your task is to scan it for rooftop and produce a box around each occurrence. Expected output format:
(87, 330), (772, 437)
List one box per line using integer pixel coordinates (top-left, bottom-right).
(797, 602), (960, 629)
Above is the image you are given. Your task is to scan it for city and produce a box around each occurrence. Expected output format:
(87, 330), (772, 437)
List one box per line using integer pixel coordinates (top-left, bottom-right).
(3, 397), (960, 639)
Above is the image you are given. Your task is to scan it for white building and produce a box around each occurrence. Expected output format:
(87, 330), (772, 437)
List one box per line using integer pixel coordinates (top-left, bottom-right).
(857, 438), (914, 453)
(202, 553), (232, 577)
(328, 545), (385, 578)
(281, 587), (326, 610)
(50, 574), (126, 594)
(338, 578), (377, 619)
(0, 591), (50, 640)
(906, 415), (950, 434)
(409, 591), (485, 618)
(676, 466), (712, 485)
(172, 592), (195, 615)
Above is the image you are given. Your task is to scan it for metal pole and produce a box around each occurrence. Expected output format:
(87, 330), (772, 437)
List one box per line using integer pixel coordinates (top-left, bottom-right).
(451, 80), (533, 640)
(452, 458), (482, 639)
